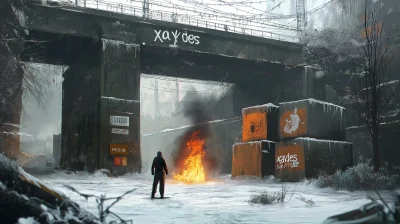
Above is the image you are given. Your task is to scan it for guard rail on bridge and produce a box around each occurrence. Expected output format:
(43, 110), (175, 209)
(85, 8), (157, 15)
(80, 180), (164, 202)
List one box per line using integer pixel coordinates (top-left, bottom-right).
(48, 0), (299, 43)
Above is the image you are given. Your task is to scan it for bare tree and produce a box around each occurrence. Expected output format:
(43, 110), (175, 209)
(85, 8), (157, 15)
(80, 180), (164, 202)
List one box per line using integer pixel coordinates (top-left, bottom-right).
(0, 0), (51, 162)
(64, 185), (135, 223)
(357, 0), (400, 172)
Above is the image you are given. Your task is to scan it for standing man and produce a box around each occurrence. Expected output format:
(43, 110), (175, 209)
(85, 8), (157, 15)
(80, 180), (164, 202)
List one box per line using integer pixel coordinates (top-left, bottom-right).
(151, 151), (168, 199)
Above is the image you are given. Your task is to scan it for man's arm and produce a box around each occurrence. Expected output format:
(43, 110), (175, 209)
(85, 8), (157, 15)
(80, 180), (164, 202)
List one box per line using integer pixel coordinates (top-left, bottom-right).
(163, 159), (168, 175)
(151, 158), (155, 175)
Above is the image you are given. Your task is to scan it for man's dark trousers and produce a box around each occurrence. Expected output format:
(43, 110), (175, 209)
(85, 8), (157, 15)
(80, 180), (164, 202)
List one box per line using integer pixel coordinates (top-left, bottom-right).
(152, 172), (166, 197)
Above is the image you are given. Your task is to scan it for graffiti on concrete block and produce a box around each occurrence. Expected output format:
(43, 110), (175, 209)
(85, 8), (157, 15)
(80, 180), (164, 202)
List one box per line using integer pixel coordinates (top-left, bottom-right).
(154, 29), (200, 46)
(276, 153), (299, 169)
(242, 112), (267, 142)
(275, 145), (304, 171)
(280, 107), (306, 138)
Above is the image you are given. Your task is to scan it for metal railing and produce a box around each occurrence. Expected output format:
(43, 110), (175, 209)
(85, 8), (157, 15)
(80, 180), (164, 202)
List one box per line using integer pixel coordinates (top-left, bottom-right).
(51, 0), (299, 42)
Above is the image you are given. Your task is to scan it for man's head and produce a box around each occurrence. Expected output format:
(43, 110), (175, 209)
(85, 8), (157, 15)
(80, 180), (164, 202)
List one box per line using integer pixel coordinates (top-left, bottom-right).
(293, 107), (298, 114)
(157, 151), (162, 157)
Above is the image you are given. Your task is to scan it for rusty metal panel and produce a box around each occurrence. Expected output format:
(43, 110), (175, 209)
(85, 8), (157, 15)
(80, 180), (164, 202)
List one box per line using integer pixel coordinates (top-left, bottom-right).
(232, 141), (262, 178)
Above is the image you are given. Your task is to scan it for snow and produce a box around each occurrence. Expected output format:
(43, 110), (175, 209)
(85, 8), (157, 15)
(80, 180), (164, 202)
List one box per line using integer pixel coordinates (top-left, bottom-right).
(18, 166), (65, 200)
(34, 171), (390, 224)
(234, 140), (275, 150)
(101, 96), (140, 103)
(295, 137), (350, 144)
(242, 103), (279, 116)
(2, 123), (23, 128)
(1, 131), (32, 136)
(17, 217), (39, 224)
(280, 98), (345, 117)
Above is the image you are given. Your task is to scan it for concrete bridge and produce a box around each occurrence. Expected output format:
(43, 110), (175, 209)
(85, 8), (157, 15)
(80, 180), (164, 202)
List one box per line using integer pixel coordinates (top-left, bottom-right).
(22, 2), (325, 173)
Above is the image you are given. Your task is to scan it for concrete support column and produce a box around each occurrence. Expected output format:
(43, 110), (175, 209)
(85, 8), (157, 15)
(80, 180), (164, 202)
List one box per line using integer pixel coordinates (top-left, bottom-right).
(99, 39), (141, 174)
(61, 42), (101, 172)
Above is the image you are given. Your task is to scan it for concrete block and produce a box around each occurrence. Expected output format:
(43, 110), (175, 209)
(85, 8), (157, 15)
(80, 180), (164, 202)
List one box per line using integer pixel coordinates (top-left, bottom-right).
(275, 138), (353, 182)
(232, 140), (276, 178)
(242, 103), (279, 142)
(279, 98), (346, 141)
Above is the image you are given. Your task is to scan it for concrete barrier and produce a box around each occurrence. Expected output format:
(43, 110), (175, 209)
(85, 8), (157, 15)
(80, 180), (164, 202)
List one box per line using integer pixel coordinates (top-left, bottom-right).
(242, 103), (279, 142)
(232, 140), (276, 178)
(279, 98), (346, 141)
(275, 138), (353, 182)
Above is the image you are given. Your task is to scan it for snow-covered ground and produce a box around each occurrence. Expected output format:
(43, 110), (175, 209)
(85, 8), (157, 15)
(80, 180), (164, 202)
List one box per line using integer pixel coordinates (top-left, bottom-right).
(33, 171), (393, 224)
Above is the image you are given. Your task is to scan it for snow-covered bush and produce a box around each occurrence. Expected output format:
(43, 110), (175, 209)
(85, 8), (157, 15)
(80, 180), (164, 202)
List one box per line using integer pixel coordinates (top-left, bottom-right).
(315, 161), (399, 191)
(247, 190), (277, 205)
(247, 185), (291, 205)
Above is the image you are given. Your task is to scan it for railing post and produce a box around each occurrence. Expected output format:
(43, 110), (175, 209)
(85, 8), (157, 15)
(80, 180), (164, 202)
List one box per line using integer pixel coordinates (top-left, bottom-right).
(206, 21), (208, 28)
(84, 0), (86, 7)
(96, 0), (98, 9)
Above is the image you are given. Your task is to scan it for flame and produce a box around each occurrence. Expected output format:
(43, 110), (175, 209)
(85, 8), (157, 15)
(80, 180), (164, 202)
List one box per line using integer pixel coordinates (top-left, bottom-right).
(173, 131), (206, 183)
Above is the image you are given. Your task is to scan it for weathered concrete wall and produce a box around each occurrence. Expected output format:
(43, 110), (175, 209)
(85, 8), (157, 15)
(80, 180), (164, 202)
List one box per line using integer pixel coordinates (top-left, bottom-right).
(99, 39), (141, 173)
(61, 42), (101, 172)
(24, 3), (303, 66)
(346, 120), (400, 167)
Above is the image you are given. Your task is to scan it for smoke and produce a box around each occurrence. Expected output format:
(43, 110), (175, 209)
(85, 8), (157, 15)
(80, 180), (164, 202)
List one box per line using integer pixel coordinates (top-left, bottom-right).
(172, 98), (218, 180)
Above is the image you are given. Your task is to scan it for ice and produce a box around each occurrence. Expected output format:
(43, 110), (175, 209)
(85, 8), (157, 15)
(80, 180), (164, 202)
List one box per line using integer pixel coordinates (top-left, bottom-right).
(102, 39), (140, 58)
(101, 96), (139, 103)
(296, 137), (350, 144)
(34, 172), (378, 224)
(242, 103), (279, 115)
(280, 98), (345, 118)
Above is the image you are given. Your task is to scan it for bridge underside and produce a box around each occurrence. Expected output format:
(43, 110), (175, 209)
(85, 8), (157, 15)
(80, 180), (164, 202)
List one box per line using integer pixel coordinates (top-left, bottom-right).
(22, 30), (324, 174)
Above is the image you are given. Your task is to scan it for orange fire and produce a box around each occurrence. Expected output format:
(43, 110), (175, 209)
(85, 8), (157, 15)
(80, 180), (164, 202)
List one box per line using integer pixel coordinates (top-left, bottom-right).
(173, 131), (206, 183)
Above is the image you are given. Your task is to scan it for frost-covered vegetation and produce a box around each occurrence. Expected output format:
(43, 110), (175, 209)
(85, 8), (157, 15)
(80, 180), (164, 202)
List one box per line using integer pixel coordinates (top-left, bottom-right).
(247, 185), (292, 205)
(315, 161), (400, 191)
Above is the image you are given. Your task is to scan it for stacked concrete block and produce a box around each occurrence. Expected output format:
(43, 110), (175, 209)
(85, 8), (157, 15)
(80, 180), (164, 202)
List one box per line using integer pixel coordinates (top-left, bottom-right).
(242, 103), (279, 142)
(276, 99), (353, 181)
(232, 103), (279, 179)
(278, 98), (346, 141)
(275, 138), (353, 181)
(232, 140), (276, 178)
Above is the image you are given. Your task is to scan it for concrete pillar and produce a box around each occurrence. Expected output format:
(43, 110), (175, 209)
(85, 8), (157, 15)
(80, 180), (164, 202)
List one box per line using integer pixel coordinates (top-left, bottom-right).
(61, 42), (101, 172)
(99, 39), (141, 174)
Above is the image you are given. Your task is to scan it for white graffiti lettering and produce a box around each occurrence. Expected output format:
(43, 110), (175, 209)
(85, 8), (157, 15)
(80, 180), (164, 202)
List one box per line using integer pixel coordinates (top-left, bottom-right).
(162, 30), (170, 41)
(154, 30), (163, 42)
(171, 30), (181, 46)
(153, 29), (200, 46)
(276, 153), (300, 170)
